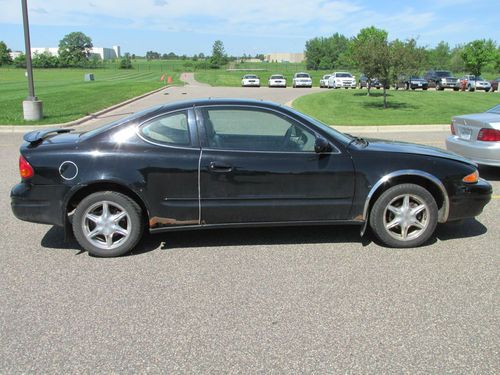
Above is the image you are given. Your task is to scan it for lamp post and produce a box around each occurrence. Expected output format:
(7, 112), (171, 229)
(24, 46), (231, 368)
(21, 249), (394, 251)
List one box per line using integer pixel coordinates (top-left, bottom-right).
(21, 0), (43, 120)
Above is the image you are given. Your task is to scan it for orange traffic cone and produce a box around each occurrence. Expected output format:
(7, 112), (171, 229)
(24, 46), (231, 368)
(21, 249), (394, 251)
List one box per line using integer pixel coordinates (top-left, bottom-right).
(167, 76), (173, 84)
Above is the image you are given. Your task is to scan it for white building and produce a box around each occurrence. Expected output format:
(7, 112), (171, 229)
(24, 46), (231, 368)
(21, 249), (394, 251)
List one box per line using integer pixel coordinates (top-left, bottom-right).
(30, 45), (121, 60)
(265, 52), (305, 63)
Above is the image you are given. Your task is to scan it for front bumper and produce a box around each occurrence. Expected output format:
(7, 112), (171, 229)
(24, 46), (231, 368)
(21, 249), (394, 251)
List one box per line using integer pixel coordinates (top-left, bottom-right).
(294, 81), (312, 87)
(11, 182), (67, 226)
(446, 136), (500, 167)
(447, 178), (492, 221)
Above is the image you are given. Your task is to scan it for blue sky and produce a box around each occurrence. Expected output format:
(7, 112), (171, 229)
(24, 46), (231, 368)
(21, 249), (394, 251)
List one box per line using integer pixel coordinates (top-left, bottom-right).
(0, 0), (498, 55)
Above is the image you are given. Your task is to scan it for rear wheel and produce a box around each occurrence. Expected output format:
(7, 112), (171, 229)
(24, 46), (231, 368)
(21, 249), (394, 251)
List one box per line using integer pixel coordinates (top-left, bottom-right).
(369, 184), (438, 248)
(73, 191), (144, 257)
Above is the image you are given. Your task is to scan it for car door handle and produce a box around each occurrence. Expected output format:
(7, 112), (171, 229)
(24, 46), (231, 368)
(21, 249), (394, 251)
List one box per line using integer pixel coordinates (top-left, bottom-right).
(209, 162), (233, 173)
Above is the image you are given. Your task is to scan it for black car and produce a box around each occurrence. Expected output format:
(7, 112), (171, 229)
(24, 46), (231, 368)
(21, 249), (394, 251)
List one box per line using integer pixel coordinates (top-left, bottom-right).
(394, 76), (429, 90)
(358, 75), (384, 89)
(11, 99), (492, 257)
(424, 70), (459, 90)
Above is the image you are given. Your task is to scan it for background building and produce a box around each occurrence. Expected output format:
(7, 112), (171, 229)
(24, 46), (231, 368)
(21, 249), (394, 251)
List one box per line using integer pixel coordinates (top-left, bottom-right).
(265, 52), (304, 63)
(30, 45), (121, 60)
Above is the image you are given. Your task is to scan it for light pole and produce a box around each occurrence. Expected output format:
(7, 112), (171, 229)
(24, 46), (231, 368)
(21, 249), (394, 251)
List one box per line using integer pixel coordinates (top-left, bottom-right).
(21, 0), (43, 120)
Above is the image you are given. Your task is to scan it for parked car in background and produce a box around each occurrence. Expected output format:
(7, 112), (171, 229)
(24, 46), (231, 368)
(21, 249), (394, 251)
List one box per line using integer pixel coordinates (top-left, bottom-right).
(446, 104), (500, 167)
(11, 98), (492, 256)
(319, 74), (331, 88)
(268, 74), (287, 88)
(458, 75), (492, 92)
(489, 78), (500, 92)
(328, 72), (356, 89)
(292, 72), (313, 88)
(241, 74), (260, 87)
(358, 75), (384, 89)
(394, 76), (429, 90)
(424, 70), (459, 91)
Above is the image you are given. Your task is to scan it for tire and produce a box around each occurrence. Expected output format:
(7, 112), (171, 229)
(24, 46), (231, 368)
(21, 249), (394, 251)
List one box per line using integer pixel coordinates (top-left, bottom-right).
(369, 184), (438, 248)
(436, 83), (443, 91)
(72, 191), (144, 257)
(423, 87), (428, 90)
(485, 88), (490, 92)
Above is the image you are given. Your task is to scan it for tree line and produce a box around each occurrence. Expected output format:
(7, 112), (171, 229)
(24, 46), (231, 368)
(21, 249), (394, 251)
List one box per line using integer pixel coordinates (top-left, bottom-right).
(0, 32), (133, 69)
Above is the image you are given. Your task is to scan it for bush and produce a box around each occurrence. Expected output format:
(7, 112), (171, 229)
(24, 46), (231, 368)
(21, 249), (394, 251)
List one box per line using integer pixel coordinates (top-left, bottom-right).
(119, 57), (133, 69)
(32, 52), (59, 68)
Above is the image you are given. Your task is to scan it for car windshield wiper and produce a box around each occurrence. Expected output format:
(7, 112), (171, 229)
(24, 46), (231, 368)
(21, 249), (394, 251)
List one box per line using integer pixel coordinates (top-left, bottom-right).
(346, 134), (369, 147)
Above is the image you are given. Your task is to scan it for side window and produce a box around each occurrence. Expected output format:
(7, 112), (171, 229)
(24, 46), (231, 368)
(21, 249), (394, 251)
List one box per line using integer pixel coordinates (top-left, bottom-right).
(203, 108), (316, 152)
(139, 111), (190, 146)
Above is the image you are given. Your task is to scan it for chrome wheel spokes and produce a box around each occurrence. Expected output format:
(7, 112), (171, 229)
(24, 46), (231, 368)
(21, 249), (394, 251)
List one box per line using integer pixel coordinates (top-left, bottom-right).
(82, 201), (131, 250)
(383, 194), (429, 241)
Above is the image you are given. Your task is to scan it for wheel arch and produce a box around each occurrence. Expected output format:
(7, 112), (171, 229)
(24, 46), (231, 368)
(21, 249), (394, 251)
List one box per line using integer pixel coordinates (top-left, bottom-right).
(64, 181), (151, 226)
(360, 170), (449, 236)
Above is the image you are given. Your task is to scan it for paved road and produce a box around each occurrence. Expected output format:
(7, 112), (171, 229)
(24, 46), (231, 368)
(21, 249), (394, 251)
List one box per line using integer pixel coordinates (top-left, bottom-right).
(0, 80), (499, 373)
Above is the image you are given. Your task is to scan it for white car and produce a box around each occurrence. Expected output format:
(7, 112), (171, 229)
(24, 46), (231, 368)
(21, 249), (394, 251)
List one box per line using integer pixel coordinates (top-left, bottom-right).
(460, 75), (492, 92)
(292, 72), (312, 88)
(328, 72), (356, 89)
(241, 75), (260, 87)
(319, 74), (331, 88)
(268, 74), (287, 88)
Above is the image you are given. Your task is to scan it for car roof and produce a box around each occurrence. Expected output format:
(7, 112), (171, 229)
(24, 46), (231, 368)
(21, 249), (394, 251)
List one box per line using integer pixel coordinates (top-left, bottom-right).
(158, 98), (285, 112)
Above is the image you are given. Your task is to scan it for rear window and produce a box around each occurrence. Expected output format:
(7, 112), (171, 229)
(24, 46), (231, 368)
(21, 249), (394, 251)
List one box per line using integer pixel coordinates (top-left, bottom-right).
(296, 74), (310, 78)
(270, 75), (284, 79)
(486, 105), (500, 114)
(244, 75), (257, 79)
(436, 71), (452, 77)
(139, 111), (190, 146)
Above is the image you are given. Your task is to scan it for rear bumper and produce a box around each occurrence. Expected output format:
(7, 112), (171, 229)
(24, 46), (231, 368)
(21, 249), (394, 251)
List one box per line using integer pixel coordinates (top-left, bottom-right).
(447, 178), (492, 221)
(294, 82), (312, 87)
(11, 182), (67, 226)
(446, 136), (500, 167)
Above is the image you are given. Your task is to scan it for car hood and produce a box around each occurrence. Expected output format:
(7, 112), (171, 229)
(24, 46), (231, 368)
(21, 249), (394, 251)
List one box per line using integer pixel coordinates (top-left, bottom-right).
(361, 138), (475, 165)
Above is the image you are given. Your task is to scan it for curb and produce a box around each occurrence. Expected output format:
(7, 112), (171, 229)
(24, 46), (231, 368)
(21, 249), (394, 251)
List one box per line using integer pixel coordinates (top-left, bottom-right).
(0, 85), (172, 133)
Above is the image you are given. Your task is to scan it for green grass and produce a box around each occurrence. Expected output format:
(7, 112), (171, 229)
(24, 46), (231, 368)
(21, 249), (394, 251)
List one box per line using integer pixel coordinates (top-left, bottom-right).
(0, 62), (184, 125)
(293, 89), (500, 125)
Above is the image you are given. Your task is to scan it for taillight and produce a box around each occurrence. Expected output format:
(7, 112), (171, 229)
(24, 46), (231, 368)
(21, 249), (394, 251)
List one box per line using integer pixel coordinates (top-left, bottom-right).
(450, 122), (456, 135)
(477, 128), (500, 142)
(19, 155), (34, 179)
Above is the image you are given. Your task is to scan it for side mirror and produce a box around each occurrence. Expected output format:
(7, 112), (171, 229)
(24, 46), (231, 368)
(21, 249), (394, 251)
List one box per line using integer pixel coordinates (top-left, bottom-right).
(314, 137), (332, 153)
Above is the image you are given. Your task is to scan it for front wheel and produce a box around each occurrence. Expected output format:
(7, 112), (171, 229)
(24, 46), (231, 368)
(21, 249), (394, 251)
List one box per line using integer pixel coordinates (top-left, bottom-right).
(369, 184), (438, 248)
(72, 191), (144, 257)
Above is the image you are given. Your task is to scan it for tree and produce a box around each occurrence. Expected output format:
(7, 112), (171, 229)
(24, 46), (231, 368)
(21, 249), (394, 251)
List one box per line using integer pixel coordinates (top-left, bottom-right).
(461, 39), (497, 77)
(0, 41), (12, 66)
(13, 53), (26, 68)
(119, 55), (133, 69)
(351, 27), (389, 97)
(58, 32), (93, 66)
(428, 41), (450, 69)
(210, 40), (228, 68)
(352, 26), (426, 108)
(305, 33), (351, 70)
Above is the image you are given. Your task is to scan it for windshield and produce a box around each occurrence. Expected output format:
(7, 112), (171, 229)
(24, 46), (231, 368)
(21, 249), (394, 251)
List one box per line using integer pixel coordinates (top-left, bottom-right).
(323, 75), (331, 79)
(476, 76), (484, 81)
(286, 107), (352, 145)
(436, 71), (452, 77)
(486, 105), (500, 114)
(270, 75), (284, 79)
(336, 73), (352, 78)
(296, 74), (310, 78)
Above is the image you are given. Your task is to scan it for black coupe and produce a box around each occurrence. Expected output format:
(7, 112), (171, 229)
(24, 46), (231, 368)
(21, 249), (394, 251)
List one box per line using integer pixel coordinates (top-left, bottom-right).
(11, 99), (492, 257)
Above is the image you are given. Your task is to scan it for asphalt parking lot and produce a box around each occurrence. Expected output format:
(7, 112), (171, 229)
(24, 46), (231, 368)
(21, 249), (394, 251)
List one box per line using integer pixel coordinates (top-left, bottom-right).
(0, 82), (499, 373)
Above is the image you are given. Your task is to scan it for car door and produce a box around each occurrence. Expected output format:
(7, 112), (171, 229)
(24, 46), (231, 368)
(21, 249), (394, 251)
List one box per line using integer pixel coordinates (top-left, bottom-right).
(136, 108), (201, 229)
(195, 105), (355, 225)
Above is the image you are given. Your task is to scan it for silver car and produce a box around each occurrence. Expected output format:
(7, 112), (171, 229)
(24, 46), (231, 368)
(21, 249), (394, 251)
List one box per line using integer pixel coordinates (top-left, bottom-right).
(446, 105), (500, 167)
